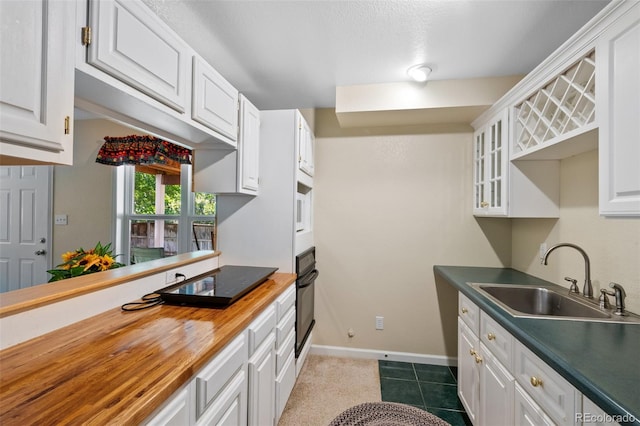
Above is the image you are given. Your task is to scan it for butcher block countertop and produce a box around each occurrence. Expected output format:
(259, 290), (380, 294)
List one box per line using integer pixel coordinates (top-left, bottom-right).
(0, 272), (296, 425)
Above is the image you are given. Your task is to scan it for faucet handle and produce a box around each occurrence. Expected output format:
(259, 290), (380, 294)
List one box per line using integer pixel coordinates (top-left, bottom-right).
(564, 277), (579, 294)
(599, 289), (614, 309)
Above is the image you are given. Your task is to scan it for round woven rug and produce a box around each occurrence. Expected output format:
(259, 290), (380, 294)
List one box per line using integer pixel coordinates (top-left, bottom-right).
(328, 402), (451, 426)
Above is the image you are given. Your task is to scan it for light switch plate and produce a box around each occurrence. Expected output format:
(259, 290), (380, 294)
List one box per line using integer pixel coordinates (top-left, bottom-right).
(54, 214), (68, 225)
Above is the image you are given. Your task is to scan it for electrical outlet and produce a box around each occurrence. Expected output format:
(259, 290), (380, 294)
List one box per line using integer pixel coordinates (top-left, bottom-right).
(375, 316), (384, 330)
(539, 242), (548, 259)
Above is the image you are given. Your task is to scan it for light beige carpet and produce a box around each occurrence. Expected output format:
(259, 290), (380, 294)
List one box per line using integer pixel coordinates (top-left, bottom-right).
(278, 355), (382, 426)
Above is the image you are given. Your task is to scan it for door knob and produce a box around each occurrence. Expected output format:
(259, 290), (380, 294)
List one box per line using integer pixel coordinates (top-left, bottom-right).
(35, 249), (47, 256)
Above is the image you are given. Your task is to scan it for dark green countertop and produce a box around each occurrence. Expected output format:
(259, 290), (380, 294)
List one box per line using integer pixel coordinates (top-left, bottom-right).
(434, 265), (639, 425)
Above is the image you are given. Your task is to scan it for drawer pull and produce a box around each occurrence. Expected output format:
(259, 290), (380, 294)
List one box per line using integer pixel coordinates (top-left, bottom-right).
(461, 308), (468, 314)
(530, 376), (543, 387)
(474, 355), (483, 364)
(487, 332), (496, 341)
(469, 349), (477, 356)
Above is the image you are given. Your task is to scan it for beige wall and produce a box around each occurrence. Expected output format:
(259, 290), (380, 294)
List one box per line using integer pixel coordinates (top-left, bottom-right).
(312, 109), (512, 358)
(512, 149), (640, 314)
(52, 119), (131, 264)
(314, 110), (640, 359)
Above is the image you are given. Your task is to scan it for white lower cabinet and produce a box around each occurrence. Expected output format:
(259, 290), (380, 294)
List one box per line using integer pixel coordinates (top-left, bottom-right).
(274, 284), (297, 423)
(513, 341), (580, 425)
(146, 387), (192, 426)
(145, 292), (297, 426)
(196, 370), (247, 426)
(247, 304), (277, 426)
(247, 333), (276, 426)
(458, 292), (582, 426)
(479, 342), (514, 426)
(514, 382), (556, 426)
(458, 318), (480, 424)
(195, 334), (248, 423)
(581, 397), (621, 426)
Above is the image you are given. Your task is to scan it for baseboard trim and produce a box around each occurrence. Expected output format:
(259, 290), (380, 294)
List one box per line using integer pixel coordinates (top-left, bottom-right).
(310, 344), (457, 366)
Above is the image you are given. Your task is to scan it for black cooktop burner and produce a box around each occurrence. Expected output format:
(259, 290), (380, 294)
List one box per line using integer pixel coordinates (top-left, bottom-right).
(157, 265), (278, 307)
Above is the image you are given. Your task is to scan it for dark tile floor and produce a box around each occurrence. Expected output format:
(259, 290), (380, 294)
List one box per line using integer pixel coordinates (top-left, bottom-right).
(379, 360), (472, 426)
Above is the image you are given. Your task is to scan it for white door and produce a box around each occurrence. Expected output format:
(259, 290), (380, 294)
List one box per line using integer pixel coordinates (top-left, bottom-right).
(0, 166), (51, 292)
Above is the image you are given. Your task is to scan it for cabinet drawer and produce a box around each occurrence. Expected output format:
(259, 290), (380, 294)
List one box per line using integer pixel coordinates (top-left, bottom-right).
(514, 382), (556, 426)
(276, 285), (296, 323)
(459, 292), (480, 335)
(196, 368), (247, 426)
(276, 329), (295, 376)
(276, 307), (295, 349)
(480, 312), (514, 370)
(247, 305), (276, 356)
(514, 342), (579, 426)
(195, 333), (246, 418)
(144, 386), (190, 426)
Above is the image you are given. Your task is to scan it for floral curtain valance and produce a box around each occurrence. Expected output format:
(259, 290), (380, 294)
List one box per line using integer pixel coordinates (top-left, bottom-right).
(95, 135), (192, 166)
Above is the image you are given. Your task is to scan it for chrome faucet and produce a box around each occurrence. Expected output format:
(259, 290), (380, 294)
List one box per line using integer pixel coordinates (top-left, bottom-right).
(542, 243), (593, 299)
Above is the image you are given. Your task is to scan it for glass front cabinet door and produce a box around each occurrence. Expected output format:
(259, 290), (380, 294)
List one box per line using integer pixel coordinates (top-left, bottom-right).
(473, 110), (509, 216)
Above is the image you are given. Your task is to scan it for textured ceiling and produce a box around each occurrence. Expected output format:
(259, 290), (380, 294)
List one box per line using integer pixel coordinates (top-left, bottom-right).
(142, 0), (610, 110)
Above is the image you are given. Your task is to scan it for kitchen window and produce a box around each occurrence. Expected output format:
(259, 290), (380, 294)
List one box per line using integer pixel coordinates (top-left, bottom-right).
(115, 164), (216, 264)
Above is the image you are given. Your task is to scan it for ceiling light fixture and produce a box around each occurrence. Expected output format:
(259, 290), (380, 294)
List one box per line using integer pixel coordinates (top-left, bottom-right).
(407, 64), (432, 83)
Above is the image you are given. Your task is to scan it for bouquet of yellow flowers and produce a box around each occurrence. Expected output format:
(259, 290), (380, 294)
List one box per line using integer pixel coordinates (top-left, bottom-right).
(47, 242), (125, 282)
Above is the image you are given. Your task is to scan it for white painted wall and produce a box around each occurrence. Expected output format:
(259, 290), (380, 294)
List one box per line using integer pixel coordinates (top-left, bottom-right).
(314, 111), (640, 359)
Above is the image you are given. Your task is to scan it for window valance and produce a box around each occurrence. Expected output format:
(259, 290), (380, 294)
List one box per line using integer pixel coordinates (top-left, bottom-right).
(95, 135), (191, 166)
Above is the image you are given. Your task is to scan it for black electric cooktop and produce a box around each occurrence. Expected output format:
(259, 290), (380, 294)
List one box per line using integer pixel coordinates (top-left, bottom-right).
(157, 265), (278, 307)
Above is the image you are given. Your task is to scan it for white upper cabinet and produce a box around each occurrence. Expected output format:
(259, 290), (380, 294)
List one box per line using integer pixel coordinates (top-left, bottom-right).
(238, 95), (260, 194)
(597, 2), (640, 216)
(192, 95), (260, 196)
(473, 109), (559, 218)
(512, 50), (597, 160)
(474, 110), (509, 216)
(76, 0), (237, 148)
(87, 0), (189, 113)
(192, 56), (239, 143)
(471, 2), (640, 218)
(0, 0), (75, 165)
(297, 113), (315, 179)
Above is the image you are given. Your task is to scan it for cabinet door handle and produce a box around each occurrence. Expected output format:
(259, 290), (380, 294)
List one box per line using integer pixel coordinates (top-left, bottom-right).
(530, 376), (543, 387)
(474, 355), (483, 364)
(487, 332), (496, 341)
(480, 201), (489, 208)
(469, 349), (477, 356)
(461, 307), (468, 314)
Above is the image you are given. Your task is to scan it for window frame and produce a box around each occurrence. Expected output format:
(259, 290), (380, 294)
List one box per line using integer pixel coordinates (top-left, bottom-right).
(114, 164), (215, 264)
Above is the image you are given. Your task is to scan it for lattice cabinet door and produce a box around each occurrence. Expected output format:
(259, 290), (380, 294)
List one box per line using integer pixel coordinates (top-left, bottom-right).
(513, 50), (596, 158)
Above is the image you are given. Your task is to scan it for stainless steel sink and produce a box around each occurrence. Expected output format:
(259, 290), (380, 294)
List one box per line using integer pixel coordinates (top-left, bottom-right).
(468, 283), (640, 324)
